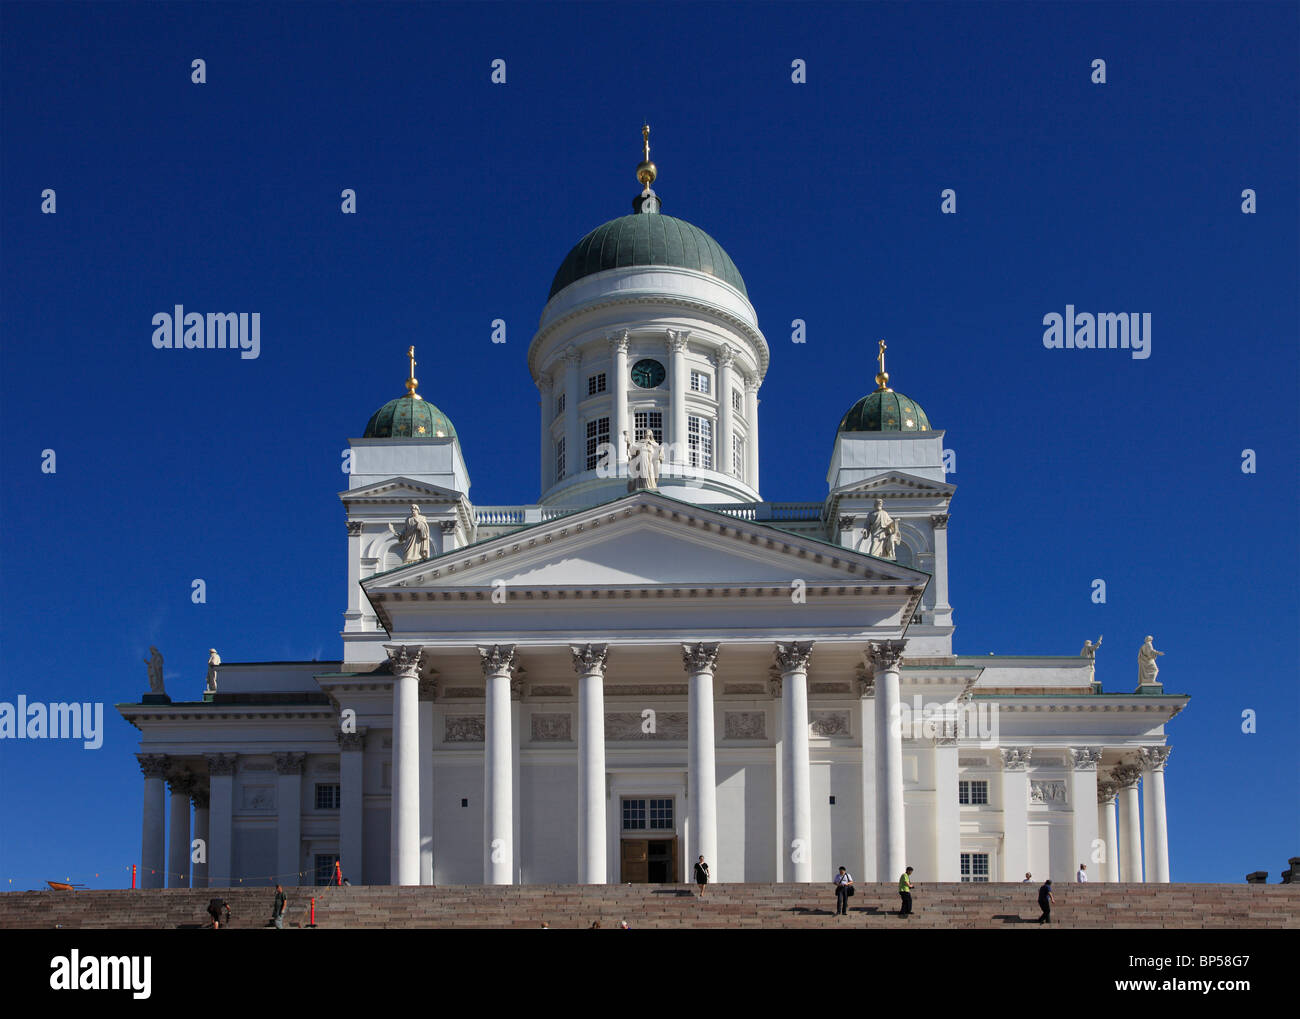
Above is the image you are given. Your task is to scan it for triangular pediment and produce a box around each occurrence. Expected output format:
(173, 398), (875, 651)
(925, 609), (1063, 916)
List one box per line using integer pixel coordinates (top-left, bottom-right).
(340, 476), (466, 506)
(831, 470), (955, 500)
(364, 492), (927, 592)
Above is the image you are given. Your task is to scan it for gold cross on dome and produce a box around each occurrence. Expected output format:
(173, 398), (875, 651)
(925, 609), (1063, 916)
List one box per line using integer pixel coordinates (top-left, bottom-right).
(877, 339), (887, 376)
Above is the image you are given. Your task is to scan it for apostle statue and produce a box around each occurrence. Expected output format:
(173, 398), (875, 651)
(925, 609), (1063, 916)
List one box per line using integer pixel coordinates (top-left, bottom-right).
(862, 499), (900, 559)
(1137, 635), (1165, 685)
(389, 503), (431, 562)
(624, 428), (663, 492)
(1080, 636), (1102, 682)
(205, 649), (221, 693)
(143, 646), (165, 695)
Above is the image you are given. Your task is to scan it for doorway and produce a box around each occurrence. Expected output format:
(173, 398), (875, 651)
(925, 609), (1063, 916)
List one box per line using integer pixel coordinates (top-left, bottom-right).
(621, 837), (678, 883)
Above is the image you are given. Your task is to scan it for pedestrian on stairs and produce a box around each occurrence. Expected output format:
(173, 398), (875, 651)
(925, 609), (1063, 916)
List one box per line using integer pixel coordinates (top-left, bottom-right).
(1037, 879), (1055, 924)
(207, 897), (229, 929)
(898, 867), (914, 918)
(694, 855), (710, 896)
(271, 884), (288, 929)
(833, 867), (854, 916)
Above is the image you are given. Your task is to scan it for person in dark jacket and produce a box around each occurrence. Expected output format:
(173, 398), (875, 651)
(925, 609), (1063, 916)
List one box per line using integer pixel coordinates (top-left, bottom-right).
(271, 884), (288, 929)
(833, 867), (854, 916)
(207, 897), (229, 929)
(694, 856), (710, 895)
(1037, 879), (1055, 924)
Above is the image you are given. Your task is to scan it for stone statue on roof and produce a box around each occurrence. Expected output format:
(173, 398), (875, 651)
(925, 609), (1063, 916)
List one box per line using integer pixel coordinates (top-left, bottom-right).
(862, 499), (900, 559)
(625, 428), (663, 491)
(389, 503), (431, 562)
(143, 646), (165, 695)
(206, 649), (221, 693)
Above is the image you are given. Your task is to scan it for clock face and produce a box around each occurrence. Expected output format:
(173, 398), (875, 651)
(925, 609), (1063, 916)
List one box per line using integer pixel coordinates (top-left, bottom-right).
(631, 358), (666, 389)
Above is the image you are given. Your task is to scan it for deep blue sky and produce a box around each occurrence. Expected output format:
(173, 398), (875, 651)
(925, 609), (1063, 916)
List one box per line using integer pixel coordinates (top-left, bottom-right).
(1, 2), (1296, 890)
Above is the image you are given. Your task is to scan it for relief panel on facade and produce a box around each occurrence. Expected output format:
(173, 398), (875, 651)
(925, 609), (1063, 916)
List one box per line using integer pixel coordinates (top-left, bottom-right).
(444, 716), (485, 743)
(530, 713), (572, 742)
(606, 711), (687, 740)
(1029, 780), (1067, 805)
(809, 710), (850, 737)
(241, 785), (275, 810)
(724, 711), (767, 740)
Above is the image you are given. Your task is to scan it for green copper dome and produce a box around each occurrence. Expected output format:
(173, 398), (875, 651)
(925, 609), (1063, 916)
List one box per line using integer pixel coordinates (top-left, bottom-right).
(363, 396), (457, 439)
(838, 390), (933, 433)
(549, 214), (748, 300)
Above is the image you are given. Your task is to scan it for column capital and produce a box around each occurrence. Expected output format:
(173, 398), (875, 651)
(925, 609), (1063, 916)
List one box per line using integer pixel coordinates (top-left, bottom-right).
(1137, 746), (1172, 772)
(717, 342), (736, 368)
(439, 520), (456, 536)
(346, 520), (364, 537)
(337, 731), (366, 752)
(1000, 747), (1032, 771)
(1110, 763), (1142, 789)
(385, 644), (426, 678)
(537, 371), (553, 392)
(838, 514), (856, 530)
(774, 641), (814, 674)
(570, 643), (610, 676)
(206, 753), (238, 776)
(665, 329), (691, 354)
(274, 752), (307, 776)
(855, 665), (875, 699)
(167, 771), (195, 796)
(477, 644), (518, 676)
(563, 345), (583, 366)
(682, 642), (720, 674)
(744, 376), (760, 395)
(1070, 747), (1103, 771)
(1096, 780), (1119, 805)
(865, 639), (906, 674)
(607, 329), (630, 354)
(137, 754), (170, 779)
(930, 513), (950, 530)
(191, 788), (210, 810)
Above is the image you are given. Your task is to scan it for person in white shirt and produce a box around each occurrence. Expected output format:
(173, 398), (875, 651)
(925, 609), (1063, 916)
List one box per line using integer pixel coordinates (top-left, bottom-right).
(833, 866), (854, 916)
(1076, 863), (1089, 883)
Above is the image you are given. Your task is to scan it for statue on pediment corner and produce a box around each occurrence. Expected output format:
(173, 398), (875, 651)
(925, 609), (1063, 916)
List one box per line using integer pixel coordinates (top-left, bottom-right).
(389, 503), (431, 562)
(862, 499), (899, 559)
(143, 646), (165, 695)
(205, 649), (221, 693)
(625, 428), (663, 491)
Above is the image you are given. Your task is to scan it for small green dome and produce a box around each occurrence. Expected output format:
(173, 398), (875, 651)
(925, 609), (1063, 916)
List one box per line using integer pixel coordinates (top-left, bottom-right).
(838, 390), (932, 433)
(363, 396), (457, 439)
(549, 214), (747, 300)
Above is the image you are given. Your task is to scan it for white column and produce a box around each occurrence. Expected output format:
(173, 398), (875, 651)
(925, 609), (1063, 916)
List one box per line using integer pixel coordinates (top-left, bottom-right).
(338, 731), (365, 884)
(275, 753), (305, 887)
(479, 644), (516, 884)
(1114, 763), (1143, 882)
(717, 345), (735, 478)
(191, 789), (209, 888)
(772, 675), (784, 879)
(667, 330), (689, 467)
(610, 332), (630, 471)
(744, 378), (760, 494)
(930, 514), (951, 613)
(538, 372), (553, 489)
(999, 748), (1031, 880)
(138, 755), (168, 889)
(386, 644), (424, 886)
(166, 772), (192, 888)
(1139, 747), (1172, 882)
(344, 521), (365, 630)
(206, 754), (236, 887)
(1069, 748), (1101, 883)
(858, 675), (877, 881)
(869, 641), (908, 881)
(419, 678), (436, 885)
(777, 642), (815, 883)
(1097, 781), (1119, 882)
(933, 737), (960, 881)
(573, 644), (610, 883)
(563, 348), (581, 478)
(512, 673), (524, 884)
(683, 643), (720, 882)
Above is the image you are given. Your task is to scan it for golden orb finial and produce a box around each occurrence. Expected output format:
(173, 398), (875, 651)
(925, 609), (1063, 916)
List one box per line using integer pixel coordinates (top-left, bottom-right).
(405, 345), (422, 400)
(636, 123), (657, 190)
(874, 339), (892, 392)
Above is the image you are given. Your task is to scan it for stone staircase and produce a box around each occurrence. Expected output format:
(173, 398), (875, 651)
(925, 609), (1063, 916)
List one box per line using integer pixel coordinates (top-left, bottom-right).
(2, 883), (1296, 929)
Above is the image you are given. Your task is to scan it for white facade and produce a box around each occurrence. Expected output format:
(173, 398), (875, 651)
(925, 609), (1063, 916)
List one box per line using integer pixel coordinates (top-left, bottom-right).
(121, 184), (1184, 891)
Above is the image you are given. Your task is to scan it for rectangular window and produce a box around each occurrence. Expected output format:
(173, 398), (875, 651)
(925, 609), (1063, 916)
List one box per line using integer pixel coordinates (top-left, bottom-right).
(587, 372), (606, 396)
(622, 798), (646, 831)
(585, 417), (610, 471)
(688, 416), (713, 469)
(690, 370), (711, 394)
(556, 393), (565, 416)
(649, 798), (673, 830)
(959, 780), (989, 805)
(960, 853), (990, 883)
(732, 389), (743, 413)
(633, 410), (663, 443)
(732, 434), (744, 478)
(314, 783), (341, 810)
(556, 437), (566, 481)
(314, 853), (340, 886)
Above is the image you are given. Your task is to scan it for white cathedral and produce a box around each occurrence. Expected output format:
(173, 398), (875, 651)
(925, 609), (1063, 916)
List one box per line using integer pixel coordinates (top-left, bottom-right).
(121, 131), (1184, 890)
